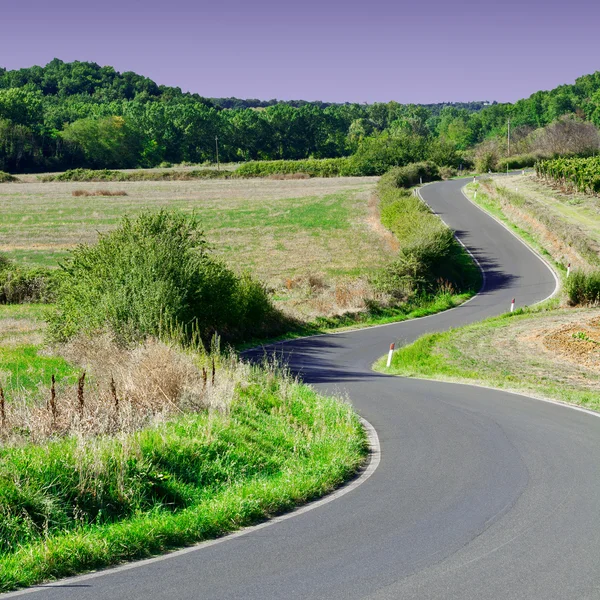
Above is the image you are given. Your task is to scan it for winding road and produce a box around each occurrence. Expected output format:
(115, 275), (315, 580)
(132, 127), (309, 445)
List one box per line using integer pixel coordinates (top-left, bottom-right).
(7, 178), (600, 599)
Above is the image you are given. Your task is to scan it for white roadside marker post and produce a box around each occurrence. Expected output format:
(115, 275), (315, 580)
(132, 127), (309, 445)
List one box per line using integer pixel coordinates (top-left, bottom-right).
(510, 298), (515, 313)
(386, 343), (395, 368)
(567, 263), (571, 278)
(473, 176), (477, 183)
(420, 176), (423, 185)
(474, 190), (477, 199)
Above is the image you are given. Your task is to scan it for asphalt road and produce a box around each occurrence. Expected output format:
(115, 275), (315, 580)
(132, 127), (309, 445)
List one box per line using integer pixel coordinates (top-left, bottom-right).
(9, 179), (600, 600)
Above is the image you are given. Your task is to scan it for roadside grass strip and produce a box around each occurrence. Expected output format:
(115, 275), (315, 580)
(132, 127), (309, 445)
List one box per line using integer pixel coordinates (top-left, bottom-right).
(375, 305), (600, 411)
(0, 369), (367, 591)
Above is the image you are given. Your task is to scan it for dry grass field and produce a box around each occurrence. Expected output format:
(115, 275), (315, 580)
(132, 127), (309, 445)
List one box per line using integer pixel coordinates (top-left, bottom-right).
(1, 176), (392, 318)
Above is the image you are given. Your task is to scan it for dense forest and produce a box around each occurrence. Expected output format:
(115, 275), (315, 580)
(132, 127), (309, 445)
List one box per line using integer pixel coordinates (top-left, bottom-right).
(1, 59), (600, 173)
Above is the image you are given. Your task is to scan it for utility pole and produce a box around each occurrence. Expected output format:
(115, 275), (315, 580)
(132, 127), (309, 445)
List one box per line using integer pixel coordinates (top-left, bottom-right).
(507, 118), (511, 158)
(215, 135), (220, 170)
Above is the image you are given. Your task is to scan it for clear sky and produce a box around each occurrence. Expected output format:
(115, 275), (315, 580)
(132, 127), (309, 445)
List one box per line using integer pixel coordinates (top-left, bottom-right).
(3, 0), (599, 104)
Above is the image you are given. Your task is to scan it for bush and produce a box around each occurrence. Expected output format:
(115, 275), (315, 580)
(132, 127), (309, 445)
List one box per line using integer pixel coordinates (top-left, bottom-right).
(475, 151), (498, 174)
(497, 153), (540, 171)
(565, 270), (600, 306)
(48, 211), (278, 343)
(346, 133), (430, 176)
(379, 161), (440, 190)
(0, 256), (57, 304)
(0, 171), (17, 183)
(438, 166), (456, 180)
(374, 169), (480, 299)
(235, 158), (350, 178)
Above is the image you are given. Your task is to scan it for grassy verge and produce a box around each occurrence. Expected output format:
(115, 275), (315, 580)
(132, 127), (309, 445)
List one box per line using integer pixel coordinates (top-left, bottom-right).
(0, 350), (367, 592)
(374, 304), (600, 410)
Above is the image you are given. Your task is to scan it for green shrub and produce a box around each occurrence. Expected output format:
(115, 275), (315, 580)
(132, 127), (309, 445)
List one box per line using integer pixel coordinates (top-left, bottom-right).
(374, 167), (480, 299)
(48, 211), (278, 343)
(346, 133), (430, 176)
(497, 153), (540, 171)
(565, 270), (600, 305)
(0, 171), (17, 183)
(475, 151), (498, 173)
(438, 166), (456, 180)
(0, 256), (57, 304)
(235, 158), (350, 178)
(379, 161), (440, 190)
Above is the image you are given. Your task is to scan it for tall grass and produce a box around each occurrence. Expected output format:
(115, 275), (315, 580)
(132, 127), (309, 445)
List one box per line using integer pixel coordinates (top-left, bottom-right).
(565, 270), (600, 305)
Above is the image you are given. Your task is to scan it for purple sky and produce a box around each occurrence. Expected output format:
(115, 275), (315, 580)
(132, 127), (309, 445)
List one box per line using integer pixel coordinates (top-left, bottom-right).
(3, 0), (599, 104)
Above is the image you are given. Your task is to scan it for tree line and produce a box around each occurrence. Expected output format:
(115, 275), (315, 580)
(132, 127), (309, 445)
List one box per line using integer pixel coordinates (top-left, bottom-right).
(2, 59), (600, 173)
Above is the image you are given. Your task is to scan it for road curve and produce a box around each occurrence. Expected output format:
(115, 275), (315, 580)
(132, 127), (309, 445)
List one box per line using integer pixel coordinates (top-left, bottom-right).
(8, 179), (600, 600)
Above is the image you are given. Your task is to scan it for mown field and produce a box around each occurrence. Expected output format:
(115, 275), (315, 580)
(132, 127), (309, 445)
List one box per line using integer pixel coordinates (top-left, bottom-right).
(0, 176), (383, 275)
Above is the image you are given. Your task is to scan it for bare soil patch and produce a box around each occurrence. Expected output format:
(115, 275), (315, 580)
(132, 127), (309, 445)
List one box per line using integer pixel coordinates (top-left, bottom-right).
(543, 315), (600, 371)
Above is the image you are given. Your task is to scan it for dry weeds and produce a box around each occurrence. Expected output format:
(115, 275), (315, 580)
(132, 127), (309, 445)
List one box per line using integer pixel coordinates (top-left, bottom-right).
(0, 335), (251, 446)
(72, 189), (128, 197)
(0, 317), (44, 346)
(482, 178), (592, 271)
(489, 174), (600, 262)
(542, 315), (600, 371)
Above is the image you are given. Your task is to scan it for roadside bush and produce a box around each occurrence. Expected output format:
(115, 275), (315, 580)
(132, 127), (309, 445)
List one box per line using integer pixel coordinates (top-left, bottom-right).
(475, 151), (498, 174)
(0, 171), (17, 183)
(497, 153), (540, 171)
(438, 166), (456, 180)
(379, 161), (440, 190)
(375, 168), (480, 299)
(565, 270), (600, 306)
(48, 211), (279, 344)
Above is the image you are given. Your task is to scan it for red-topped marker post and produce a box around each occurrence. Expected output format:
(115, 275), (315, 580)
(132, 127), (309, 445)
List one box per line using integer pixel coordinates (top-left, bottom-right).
(386, 343), (395, 368)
